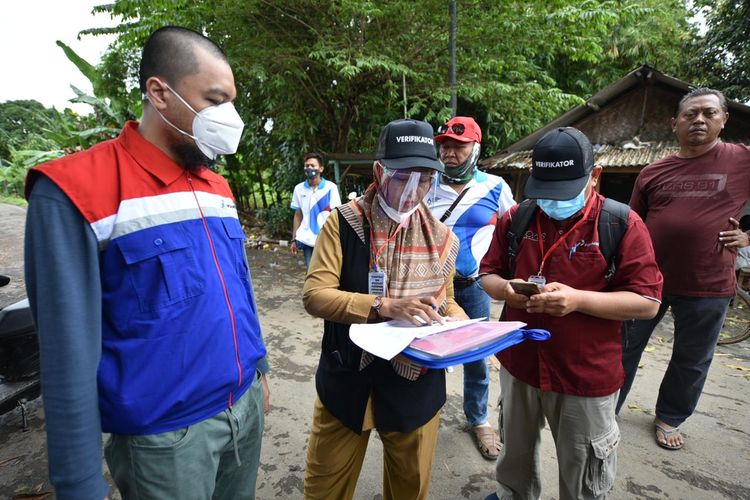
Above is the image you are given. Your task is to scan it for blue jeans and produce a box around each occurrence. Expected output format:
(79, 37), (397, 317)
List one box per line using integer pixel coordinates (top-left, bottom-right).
(454, 280), (491, 427)
(617, 295), (731, 426)
(296, 241), (314, 267)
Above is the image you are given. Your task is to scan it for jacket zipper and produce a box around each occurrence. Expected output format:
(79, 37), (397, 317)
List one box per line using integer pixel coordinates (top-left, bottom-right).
(187, 172), (243, 408)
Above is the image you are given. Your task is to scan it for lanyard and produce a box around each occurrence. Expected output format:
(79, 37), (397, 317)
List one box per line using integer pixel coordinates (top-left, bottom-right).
(534, 196), (594, 276)
(369, 217), (409, 272)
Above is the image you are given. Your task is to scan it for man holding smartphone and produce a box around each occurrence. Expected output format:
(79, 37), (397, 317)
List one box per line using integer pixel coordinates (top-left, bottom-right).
(479, 127), (662, 499)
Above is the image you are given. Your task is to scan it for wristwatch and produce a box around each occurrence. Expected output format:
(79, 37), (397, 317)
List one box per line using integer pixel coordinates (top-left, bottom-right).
(371, 296), (384, 315)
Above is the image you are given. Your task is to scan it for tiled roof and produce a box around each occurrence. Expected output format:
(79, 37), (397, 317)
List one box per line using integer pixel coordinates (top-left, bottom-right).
(484, 142), (680, 171)
(481, 64), (750, 169)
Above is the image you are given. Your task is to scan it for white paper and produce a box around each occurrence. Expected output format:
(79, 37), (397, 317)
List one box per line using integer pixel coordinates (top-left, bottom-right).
(349, 318), (484, 360)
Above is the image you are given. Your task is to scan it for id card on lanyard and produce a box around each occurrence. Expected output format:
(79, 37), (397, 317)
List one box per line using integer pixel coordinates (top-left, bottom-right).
(368, 216), (409, 297)
(368, 271), (387, 296)
(528, 274), (547, 288)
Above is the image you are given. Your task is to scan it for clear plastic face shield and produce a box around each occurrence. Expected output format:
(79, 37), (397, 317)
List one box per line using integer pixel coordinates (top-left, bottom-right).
(375, 161), (438, 223)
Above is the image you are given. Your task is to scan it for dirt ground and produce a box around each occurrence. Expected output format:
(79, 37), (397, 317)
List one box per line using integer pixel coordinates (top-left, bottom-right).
(1, 202), (749, 499)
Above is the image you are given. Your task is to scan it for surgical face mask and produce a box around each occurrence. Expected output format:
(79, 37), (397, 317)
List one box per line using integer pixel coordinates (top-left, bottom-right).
(304, 167), (320, 179)
(151, 82), (245, 160)
(536, 187), (587, 221)
(376, 165), (437, 223)
(442, 142), (480, 184)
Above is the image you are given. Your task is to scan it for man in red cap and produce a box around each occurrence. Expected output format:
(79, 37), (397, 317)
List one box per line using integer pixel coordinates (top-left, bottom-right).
(427, 116), (515, 460)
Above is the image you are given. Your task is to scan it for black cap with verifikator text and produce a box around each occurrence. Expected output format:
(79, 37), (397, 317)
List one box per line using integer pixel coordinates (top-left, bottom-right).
(524, 127), (595, 200)
(375, 119), (444, 172)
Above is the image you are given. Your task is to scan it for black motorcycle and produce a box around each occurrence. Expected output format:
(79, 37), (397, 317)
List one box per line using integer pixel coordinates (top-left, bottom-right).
(0, 275), (40, 429)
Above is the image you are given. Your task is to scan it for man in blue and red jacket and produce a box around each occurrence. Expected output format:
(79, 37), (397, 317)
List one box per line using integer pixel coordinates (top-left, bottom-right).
(24, 26), (269, 500)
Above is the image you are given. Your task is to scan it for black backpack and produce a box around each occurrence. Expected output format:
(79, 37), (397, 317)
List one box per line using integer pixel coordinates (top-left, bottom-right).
(506, 198), (630, 283)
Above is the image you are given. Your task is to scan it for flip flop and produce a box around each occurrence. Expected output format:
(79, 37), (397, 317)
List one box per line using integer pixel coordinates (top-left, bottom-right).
(472, 425), (502, 460)
(655, 422), (683, 450)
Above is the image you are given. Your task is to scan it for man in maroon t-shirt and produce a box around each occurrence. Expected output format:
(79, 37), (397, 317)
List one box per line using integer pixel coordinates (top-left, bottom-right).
(617, 88), (750, 450)
(480, 127), (662, 500)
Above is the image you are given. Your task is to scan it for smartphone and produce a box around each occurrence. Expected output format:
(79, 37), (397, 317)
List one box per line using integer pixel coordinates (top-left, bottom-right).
(509, 281), (542, 297)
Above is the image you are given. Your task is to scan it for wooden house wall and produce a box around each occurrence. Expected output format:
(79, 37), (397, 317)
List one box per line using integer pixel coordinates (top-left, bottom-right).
(723, 107), (750, 143)
(572, 85), (681, 144)
(562, 83), (750, 146)
(486, 68), (750, 204)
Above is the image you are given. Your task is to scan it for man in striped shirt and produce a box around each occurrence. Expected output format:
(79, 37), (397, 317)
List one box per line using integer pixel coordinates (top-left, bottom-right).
(427, 116), (515, 460)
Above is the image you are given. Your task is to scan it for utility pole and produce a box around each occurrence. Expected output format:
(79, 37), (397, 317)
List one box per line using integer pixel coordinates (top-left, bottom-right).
(403, 73), (408, 118)
(449, 0), (457, 117)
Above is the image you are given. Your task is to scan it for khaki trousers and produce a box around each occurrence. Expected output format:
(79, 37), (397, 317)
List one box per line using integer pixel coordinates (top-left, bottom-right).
(494, 367), (620, 500)
(304, 397), (440, 500)
(105, 375), (264, 500)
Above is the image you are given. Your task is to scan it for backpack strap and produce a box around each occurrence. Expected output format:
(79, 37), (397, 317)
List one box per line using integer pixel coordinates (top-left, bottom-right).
(506, 197), (630, 283)
(599, 198), (630, 283)
(439, 186), (472, 223)
(506, 199), (537, 279)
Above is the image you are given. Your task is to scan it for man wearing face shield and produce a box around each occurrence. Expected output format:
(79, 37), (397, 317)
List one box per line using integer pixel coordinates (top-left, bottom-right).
(290, 152), (341, 267)
(428, 116), (514, 460)
(479, 127), (663, 500)
(24, 27), (269, 500)
(302, 119), (467, 500)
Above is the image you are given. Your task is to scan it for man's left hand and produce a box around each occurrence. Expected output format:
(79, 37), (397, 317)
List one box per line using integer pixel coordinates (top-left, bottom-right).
(260, 374), (270, 415)
(719, 217), (750, 248)
(526, 282), (580, 317)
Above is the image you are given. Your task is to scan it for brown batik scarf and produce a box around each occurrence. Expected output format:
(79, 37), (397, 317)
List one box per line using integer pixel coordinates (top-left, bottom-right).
(338, 183), (459, 380)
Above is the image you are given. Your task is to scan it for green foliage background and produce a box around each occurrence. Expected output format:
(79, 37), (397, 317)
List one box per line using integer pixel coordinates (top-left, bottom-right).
(2, 0), (747, 231)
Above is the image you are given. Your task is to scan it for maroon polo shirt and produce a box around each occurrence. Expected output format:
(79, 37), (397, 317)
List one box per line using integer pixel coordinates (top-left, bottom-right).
(480, 192), (663, 396)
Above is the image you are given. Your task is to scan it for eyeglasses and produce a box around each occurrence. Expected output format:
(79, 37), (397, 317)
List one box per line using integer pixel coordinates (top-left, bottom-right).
(437, 123), (465, 136)
(383, 167), (436, 185)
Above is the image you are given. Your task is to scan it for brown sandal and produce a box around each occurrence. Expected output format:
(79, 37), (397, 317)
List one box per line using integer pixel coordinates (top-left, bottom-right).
(472, 425), (502, 460)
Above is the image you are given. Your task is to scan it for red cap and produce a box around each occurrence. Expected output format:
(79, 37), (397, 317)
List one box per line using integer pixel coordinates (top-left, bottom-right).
(435, 116), (482, 144)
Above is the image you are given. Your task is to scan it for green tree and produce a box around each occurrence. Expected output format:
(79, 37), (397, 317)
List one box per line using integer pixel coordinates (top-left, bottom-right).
(0, 100), (59, 163)
(0, 100), (64, 197)
(88, 1), (691, 156)
(687, 0), (750, 101)
(538, 0), (696, 97)
(0, 42), (140, 200)
(59, 0), (692, 213)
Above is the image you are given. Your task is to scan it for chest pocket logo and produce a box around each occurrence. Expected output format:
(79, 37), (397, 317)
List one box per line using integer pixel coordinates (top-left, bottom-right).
(116, 226), (206, 312)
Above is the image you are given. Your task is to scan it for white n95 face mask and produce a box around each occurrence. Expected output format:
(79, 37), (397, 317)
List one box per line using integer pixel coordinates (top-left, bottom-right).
(151, 82), (245, 160)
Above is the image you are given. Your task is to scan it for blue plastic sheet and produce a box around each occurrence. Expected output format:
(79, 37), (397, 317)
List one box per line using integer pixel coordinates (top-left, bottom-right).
(401, 328), (551, 369)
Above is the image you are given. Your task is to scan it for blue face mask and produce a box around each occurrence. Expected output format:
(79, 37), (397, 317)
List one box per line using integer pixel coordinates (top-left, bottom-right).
(537, 188), (586, 221)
